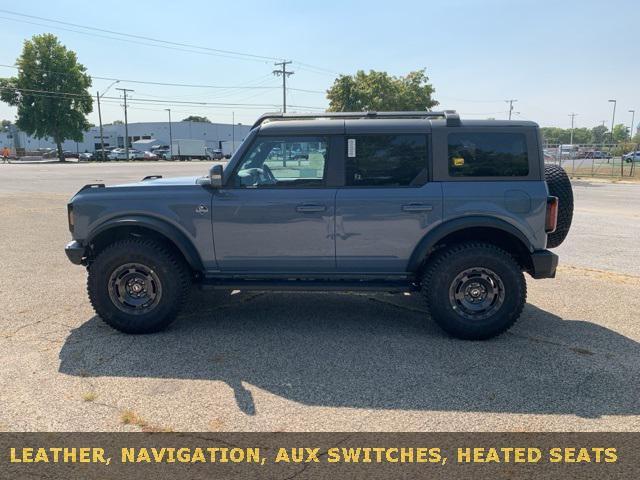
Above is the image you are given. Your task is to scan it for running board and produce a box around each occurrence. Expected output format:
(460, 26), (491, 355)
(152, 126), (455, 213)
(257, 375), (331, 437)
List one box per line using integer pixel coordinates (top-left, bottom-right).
(200, 278), (418, 292)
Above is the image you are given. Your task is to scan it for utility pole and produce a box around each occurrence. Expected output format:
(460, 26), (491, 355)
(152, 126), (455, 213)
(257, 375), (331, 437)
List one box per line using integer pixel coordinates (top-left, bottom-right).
(232, 111), (235, 155)
(273, 60), (294, 113)
(165, 108), (173, 155)
(568, 113), (578, 145)
(505, 99), (517, 120)
(629, 109), (636, 141)
(608, 99), (617, 144)
(116, 88), (134, 160)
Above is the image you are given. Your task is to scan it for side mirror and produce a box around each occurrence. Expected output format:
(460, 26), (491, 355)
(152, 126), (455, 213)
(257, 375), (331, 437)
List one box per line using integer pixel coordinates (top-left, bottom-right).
(209, 164), (223, 188)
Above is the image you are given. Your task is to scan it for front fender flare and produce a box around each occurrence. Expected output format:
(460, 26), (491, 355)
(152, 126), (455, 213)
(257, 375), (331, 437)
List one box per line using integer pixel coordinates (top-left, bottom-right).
(407, 216), (535, 272)
(87, 216), (204, 271)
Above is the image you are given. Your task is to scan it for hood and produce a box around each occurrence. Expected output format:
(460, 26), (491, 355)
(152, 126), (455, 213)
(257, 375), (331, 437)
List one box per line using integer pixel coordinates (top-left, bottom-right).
(111, 176), (203, 188)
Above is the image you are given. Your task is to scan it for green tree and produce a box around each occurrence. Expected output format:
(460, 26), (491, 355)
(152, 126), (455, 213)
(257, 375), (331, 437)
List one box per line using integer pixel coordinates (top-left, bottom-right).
(0, 34), (92, 161)
(612, 124), (630, 143)
(571, 127), (591, 144)
(590, 125), (608, 144)
(1, 119), (12, 128)
(182, 115), (211, 123)
(540, 127), (570, 144)
(109, 120), (124, 125)
(326, 69), (438, 112)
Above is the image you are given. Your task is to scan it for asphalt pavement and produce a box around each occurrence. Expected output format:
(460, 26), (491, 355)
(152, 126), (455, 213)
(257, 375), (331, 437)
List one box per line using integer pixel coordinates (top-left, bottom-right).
(0, 162), (638, 432)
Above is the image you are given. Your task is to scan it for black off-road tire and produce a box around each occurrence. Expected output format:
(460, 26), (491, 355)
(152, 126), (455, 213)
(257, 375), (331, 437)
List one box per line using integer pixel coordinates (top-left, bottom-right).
(421, 242), (527, 340)
(87, 238), (191, 334)
(544, 164), (574, 248)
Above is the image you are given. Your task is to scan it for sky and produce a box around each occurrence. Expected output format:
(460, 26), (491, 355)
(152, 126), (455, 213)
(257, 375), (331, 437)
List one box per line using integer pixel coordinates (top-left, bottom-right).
(0, 0), (638, 130)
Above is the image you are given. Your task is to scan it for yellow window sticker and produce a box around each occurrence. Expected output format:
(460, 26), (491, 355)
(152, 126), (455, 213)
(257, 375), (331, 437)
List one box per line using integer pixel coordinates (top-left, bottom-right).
(452, 157), (465, 167)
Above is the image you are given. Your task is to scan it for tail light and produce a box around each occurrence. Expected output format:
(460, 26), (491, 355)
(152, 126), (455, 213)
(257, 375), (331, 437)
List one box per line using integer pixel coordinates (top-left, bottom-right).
(67, 204), (74, 233)
(546, 196), (558, 233)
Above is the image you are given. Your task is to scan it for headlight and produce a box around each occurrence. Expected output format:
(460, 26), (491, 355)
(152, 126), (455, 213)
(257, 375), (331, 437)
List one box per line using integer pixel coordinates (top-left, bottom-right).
(67, 204), (74, 233)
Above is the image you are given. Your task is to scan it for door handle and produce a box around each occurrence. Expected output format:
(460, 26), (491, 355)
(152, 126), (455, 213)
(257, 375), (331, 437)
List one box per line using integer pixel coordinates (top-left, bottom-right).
(296, 204), (327, 213)
(401, 203), (433, 212)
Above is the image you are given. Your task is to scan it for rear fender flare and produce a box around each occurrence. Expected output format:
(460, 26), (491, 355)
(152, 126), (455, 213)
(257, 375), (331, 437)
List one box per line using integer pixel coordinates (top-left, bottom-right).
(407, 216), (534, 272)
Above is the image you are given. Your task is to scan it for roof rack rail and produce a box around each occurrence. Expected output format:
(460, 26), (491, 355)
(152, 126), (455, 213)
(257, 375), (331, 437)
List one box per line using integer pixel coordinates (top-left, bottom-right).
(251, 110), (461, 129)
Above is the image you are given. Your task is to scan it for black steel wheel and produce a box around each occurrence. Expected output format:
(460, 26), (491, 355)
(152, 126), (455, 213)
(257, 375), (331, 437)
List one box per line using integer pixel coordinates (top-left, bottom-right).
(88, 238), (191, 334)
(448, 267), (505, 321)
(422, 242), (526, 340)
(107, 263), (163, 315)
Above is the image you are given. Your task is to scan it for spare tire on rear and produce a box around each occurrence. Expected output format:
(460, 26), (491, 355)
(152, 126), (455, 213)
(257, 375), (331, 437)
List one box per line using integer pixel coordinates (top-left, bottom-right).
(544, 164), (573, 248)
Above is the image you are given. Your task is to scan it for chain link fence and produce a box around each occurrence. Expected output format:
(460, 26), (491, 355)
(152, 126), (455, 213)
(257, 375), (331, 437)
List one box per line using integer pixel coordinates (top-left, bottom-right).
(543, 143), (639, 178)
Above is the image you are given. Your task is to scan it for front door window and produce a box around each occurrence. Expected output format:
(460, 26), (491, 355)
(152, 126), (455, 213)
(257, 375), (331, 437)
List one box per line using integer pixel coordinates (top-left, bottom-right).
(231, 137), (327, 188)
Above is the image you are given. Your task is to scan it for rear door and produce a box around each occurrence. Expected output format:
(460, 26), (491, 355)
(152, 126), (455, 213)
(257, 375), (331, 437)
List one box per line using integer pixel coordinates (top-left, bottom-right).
(335, 122), (443, 273)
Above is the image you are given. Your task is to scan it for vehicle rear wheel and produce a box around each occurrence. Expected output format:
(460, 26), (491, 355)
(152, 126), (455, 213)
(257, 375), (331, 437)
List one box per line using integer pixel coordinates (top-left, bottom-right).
(87, 238), (191, 333)
(421, 242), (526, 340)
(544, 164), (574, 248)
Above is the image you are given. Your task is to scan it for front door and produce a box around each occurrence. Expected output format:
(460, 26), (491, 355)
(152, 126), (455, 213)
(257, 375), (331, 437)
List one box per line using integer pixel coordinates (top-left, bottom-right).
(212, 135), (336, 273)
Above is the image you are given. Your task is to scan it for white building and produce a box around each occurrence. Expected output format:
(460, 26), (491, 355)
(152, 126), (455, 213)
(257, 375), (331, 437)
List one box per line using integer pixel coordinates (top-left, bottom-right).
(0, 121), (251, 155)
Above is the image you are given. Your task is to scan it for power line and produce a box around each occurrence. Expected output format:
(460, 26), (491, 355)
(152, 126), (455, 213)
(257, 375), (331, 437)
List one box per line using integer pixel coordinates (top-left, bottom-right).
(0, 9), (338, 75)
(0, 85), (325, 110)
(0, 9), (280, 62)
(0, 64), (326, 101)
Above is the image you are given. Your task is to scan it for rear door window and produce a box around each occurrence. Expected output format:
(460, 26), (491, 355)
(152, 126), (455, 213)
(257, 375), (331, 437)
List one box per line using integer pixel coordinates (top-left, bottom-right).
(345, 134), (428, 187)
(448, 132), (529, 177)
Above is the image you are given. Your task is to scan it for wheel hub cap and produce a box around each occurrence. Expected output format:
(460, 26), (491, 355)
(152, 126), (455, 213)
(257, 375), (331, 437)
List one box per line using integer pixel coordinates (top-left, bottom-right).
(108, 263), (162, 315)
(448, 267), (505, 321)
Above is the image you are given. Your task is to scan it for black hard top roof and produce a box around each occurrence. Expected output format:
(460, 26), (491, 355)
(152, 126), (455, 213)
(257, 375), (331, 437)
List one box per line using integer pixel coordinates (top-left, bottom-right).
(254, 111), (538, 133)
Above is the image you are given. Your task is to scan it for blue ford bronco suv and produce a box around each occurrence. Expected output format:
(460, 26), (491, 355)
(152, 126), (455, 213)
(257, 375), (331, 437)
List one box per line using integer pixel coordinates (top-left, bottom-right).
(65, 111), (573, 339)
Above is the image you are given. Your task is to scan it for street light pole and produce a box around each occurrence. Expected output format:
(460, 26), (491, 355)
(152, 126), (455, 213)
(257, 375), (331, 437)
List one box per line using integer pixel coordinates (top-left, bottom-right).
(568, 113), (578, 145)
(165, 108), (173, 157)
(232, 111), (235, 155)
(96, 80), (119, 160)
(608, 99), (617, 144)
(629, 110), (636, 141)
(97, 91), (104, 159)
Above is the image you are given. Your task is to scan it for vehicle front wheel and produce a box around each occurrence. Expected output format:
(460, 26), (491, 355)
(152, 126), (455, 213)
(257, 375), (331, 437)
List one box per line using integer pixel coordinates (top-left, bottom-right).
(421, 243), (526, 340)
(87, 238), (191, 334)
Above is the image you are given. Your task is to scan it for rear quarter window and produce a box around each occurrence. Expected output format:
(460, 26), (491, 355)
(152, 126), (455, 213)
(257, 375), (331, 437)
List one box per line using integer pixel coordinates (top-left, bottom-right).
(448, 132), (529, 177)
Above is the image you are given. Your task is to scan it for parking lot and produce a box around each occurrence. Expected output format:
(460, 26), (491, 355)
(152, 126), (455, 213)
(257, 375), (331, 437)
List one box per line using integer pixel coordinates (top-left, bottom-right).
(0, 162), (638, 432)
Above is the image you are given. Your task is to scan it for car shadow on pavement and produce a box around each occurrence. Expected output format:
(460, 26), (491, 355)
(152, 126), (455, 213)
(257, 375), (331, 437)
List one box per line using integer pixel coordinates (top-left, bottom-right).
(59, 290), (639, 418)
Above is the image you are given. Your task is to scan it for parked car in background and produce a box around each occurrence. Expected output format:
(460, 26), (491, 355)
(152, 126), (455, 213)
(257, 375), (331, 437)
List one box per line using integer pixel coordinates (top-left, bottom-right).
(107, 148), (125, 160)
(207, 148), (224, 160)
(583, 150), (612, 159)
(79, 152), (92, 161)
(108, 148), (141, 160)
(623, 151), (640, 163)
(142, 151), (158, 160)
(92, 148), (114, 161)
(153, 148), (171, 160)
(129, 149), (144, 159)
